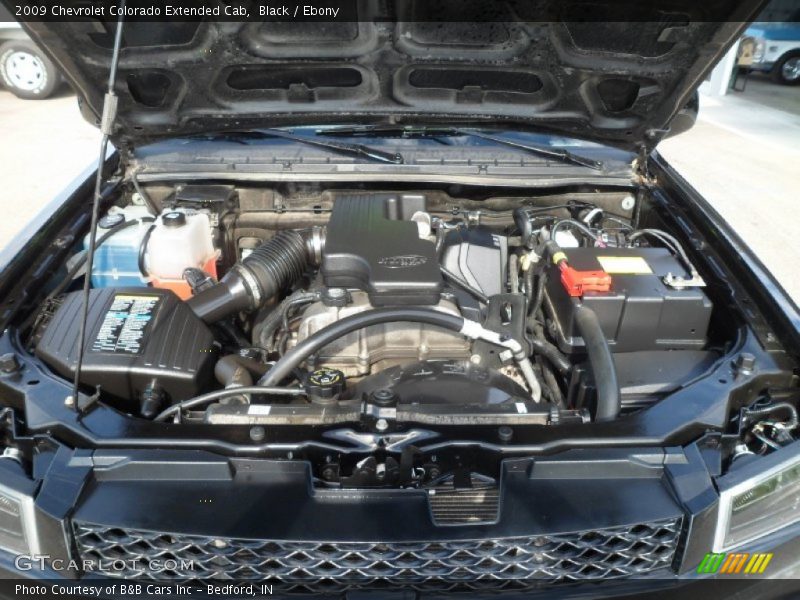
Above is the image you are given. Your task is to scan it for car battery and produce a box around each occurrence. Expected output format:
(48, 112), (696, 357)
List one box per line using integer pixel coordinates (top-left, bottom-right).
(543, 247), (712, 353)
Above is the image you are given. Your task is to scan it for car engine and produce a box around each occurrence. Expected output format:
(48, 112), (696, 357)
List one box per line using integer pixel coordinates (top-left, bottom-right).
(30, 186), (723, 436)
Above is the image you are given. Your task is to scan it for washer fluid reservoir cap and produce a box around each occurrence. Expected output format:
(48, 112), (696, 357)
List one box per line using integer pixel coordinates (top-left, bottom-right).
(98, 213), (125, 229)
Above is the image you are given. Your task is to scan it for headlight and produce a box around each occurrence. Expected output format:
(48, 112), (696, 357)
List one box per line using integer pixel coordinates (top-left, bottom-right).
(714, 443), (800, 552)
(0, 457), (38, 556)
(752, 38), (766, 62)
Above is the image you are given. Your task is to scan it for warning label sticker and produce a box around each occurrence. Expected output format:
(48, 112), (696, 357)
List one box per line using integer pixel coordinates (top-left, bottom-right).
(597, 256), (653, 274)
(91, 294), (159, 355)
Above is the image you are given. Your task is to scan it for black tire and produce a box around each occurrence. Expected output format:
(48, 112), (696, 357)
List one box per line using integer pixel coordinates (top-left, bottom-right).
(0, 40), (60, 99)
(771, 51), (800, 86)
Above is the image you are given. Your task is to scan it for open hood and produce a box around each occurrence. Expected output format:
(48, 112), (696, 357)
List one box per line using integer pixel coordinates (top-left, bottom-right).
(13, 0), (765, 152)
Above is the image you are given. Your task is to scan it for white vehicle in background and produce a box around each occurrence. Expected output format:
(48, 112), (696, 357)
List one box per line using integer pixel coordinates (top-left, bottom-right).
(746, 21), (800, 84)
(0, 7), (62, 99)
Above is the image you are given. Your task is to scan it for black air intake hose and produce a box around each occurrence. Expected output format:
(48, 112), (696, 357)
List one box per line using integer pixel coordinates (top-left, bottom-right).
(573, 305), (621, 422)
(188, 229), (321, 323)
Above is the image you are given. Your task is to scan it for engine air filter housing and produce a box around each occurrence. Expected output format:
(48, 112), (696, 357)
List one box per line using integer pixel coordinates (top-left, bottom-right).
(36, 288), (217, 406)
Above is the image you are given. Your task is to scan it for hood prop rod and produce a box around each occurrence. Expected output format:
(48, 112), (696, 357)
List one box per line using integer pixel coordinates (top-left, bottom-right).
(68, 1), (126, 412)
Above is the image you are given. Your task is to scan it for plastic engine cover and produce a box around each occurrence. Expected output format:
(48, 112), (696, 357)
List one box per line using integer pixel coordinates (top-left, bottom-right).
(36, 288), (217, 405)
(441, 226), (508, 298)
(322, 194), (443, 305)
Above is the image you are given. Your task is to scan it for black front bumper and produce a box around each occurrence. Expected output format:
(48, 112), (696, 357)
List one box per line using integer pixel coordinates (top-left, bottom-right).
(1, 442), (799, 598)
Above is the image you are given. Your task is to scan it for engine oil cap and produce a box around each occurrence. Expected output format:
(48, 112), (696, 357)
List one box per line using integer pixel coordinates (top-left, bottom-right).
(98, 213), (125, 229)
(304, 367), (345, 403)
(162, 211), (187, 228)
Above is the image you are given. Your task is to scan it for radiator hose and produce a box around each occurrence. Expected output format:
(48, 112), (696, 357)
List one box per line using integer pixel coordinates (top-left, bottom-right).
(573, 305), (621, 422)
(188, 228), (323, 323)
(257, 307), (543, 402)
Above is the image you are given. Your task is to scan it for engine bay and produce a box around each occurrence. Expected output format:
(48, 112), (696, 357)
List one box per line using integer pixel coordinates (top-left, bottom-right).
(32, 187), (716, 418)
(4, 180), (797, 488)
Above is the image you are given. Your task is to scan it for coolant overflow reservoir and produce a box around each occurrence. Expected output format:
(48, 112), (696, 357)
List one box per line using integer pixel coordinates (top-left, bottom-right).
(145, 210), (218, 300)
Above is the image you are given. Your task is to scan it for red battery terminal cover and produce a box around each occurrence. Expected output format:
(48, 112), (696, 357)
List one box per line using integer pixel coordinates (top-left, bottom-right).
(557, 260), (612, 297)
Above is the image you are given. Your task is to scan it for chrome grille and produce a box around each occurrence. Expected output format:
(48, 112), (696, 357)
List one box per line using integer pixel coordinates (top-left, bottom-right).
(73, 518), (681, 590)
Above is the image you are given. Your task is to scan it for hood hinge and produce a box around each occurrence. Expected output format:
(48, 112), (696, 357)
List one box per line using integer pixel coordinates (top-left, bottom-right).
(633, 143), (655, 184)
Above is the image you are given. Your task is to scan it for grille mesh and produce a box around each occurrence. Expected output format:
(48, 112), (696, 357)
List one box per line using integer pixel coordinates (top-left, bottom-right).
(73, 518), (681, 590)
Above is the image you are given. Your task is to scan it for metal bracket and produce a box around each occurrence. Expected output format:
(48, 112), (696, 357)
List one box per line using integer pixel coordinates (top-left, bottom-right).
(662, 272), (706, 289)
(65, 386), (101, 414)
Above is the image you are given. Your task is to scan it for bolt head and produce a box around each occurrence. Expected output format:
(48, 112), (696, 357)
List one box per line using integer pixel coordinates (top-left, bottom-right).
(249, 426), (266, 442)
(371, 388), (397, 407)
(498, 426), (514, 442)
(621, 195), (636, 211)
(375, 418), (389, 432)
(735, 353), (757, 373)
(0, 353), (19, 374)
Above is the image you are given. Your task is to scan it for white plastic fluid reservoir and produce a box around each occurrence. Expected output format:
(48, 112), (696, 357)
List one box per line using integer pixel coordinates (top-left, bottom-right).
(145, 210), (218, 300)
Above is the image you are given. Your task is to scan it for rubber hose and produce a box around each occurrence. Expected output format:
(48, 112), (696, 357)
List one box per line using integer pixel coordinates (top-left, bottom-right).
(524, 266), (535, 305)
(255, 290), (321, 350)
(281, 292), (321, 331)
(574, 305), (620, 422)
(530, 268), (548, 318)
(215, 320), (251, 348)
(513, 207), (534, 248)
(743, 402), (799, 428)
(137, 223), (157, 277)
(215, 355), (254, 388)
(259, 308), (465, 386)
(434, 226), (447, 258)
(529, 337), (571, 375)
(539, 360), (564, 408)
(188, 230), (311, 323)
(244, 230), (308, 299)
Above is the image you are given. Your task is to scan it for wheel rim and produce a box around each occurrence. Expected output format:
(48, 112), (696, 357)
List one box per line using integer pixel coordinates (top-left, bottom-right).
(782, 57), (800, 81)
(4, 51), (47, 92)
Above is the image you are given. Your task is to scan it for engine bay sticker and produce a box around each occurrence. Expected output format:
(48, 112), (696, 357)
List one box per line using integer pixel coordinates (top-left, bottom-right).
(248, 405), (272, 415)
(91, 295), (159, 354)
(597, 256), (653, 274)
